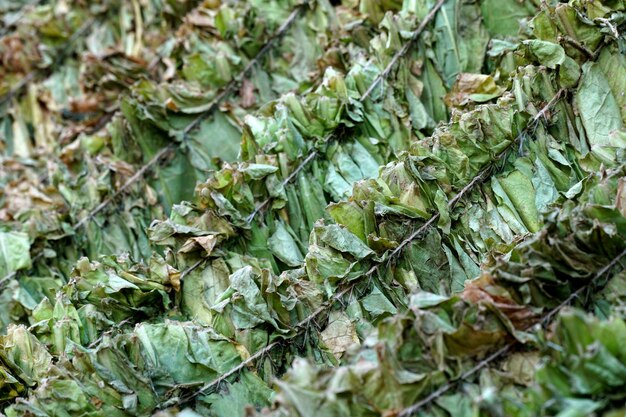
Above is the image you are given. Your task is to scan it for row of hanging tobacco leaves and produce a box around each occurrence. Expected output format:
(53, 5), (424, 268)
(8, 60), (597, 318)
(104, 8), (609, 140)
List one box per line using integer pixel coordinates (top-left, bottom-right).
(0, 0), (625, 416)
(0, 0), (363, 324)
(0, 0), (492, 410)
(250, 1), (626, 416)
(0, 0), (499, 340)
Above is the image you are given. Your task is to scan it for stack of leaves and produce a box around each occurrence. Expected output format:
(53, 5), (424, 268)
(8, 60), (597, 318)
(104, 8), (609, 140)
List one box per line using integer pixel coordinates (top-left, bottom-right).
(0, 0), (625, 416)
(0, 0), (346, 323)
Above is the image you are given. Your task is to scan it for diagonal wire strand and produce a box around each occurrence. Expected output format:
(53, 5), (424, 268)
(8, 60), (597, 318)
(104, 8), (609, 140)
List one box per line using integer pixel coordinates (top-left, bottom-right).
(8, 0), (443, 289)
(286, 89), (565, 345)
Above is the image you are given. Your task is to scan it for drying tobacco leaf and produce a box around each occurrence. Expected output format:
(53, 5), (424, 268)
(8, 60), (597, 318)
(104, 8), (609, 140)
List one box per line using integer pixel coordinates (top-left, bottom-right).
(0, 1), (625, 416)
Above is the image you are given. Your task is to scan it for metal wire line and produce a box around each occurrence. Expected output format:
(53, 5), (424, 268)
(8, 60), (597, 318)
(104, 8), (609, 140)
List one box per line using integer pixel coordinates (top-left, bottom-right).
(288, 89), (566, 344)
(6, 0), (443, 291)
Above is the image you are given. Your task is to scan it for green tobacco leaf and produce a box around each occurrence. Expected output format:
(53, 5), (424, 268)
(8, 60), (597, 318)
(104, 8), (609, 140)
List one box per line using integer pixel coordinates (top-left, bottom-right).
(5, 1), (626, 416)
(597, 46), (626, 124)
(498, 169), (541, 233)
(0, 232), (31, 278)
(134, 322), (242, 387)
(0, 326), (52, 387)
(524, 40), (566, 68)
(268, 222), (304, 267)
(201, 371), (274, 417)
(576, 62), (625, 149)
(480, 0), (536, 36)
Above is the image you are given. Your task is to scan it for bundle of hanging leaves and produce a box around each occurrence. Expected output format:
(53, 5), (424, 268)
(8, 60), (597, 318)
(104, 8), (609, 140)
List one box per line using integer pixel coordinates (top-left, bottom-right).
(0, 0), (625, 416)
